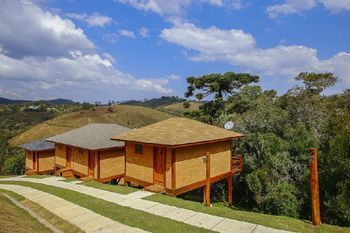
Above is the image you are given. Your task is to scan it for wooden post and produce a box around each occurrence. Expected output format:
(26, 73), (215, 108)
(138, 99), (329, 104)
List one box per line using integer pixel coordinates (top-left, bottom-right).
(205, 152), (211, 207)
(228, 175), (233, 207)
(309, 148), (321, 225)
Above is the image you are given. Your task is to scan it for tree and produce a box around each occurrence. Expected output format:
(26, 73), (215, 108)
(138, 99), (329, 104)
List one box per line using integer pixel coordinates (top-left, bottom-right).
(295, 72), (337, 94)
(185, 72), (259, 100)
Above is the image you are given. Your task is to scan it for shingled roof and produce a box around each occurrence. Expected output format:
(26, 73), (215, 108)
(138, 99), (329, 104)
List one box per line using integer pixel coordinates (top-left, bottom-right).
(47, 123), (130, 150)
(111, 118), (243, 147)
(19, 139), (55, 151)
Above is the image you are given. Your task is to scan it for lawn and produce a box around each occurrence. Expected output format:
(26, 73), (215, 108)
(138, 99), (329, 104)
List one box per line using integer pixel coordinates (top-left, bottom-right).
(145, 193), (350, 233)
(0, 193), (50, 233)
(0, 181), (213, 233)
(80, 180), (138, 194)
(0, 189), (83, 233)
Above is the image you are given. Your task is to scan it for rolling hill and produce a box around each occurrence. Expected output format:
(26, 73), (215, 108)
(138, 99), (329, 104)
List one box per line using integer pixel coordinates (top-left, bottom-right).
(10, 105), (173, 146)
(159, 101), (202, 116)
(0, 97), (74, 105)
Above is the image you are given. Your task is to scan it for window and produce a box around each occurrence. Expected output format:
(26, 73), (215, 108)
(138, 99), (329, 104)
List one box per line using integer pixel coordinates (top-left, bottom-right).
(135, 144), (143, 154)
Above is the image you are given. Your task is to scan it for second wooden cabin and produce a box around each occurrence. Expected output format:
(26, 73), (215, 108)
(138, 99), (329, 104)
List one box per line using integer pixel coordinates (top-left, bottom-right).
(47, 123), (130, 182)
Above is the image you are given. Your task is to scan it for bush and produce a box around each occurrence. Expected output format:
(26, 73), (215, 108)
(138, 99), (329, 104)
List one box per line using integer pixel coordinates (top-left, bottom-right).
(2, 152), (25, 175)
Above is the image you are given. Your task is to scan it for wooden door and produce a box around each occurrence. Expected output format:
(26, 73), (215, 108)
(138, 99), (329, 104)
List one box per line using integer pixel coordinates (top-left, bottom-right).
(66, 147), (72, 168)
(154, 147), (166, 186)
(33, 152), (37, 172)
(88, 152), (94, 177)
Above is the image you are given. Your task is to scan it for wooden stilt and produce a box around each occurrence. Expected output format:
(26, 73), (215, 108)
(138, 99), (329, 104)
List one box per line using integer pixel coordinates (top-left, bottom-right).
(309, 148), (321, 225)
(203, 186), (206, 205)
(205, 152), (211, 207)
(228, 175), (233, 207)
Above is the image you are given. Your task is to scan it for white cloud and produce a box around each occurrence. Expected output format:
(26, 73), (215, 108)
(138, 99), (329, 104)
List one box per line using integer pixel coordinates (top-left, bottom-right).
(0, 0), (94, 58)
(266, 0), (350, 18)
(139, 27), (149, 37)
(67, 12), (112, 27)
(118, 29), (136, 39)
(0, 0), (173, 101)
(116, 0), (243, 16)
(160, 23), (350, 88)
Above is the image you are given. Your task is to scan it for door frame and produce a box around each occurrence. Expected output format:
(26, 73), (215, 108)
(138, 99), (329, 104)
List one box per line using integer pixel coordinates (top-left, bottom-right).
(88, 151), (95, 177)
(153, 147), (166, 187)
(66, 147), (72, 168)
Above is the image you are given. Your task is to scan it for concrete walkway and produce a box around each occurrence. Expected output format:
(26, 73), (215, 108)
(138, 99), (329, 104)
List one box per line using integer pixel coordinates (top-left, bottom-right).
(0, 176), (292, 233)
(0, 184), (147, 233)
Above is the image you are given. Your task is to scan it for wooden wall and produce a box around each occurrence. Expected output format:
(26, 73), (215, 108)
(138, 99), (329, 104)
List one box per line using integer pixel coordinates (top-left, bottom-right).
(175, 140), (231, 189)
(38, 150), (55, 172)
(99, 148), (124, 179)
(125, 142), (153, 184)
(25, 150), (33, 170)
(72, 147), (88, 176)
(55, 144), (66, 167)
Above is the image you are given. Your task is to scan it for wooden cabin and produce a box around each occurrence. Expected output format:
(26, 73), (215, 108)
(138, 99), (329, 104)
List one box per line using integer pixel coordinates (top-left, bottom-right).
(47, 123), (130, 182)
(20, 139), (55, 175)
(112, 117), (244, 206)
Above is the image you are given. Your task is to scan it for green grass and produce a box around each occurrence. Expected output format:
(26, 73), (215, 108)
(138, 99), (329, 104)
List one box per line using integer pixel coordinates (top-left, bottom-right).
(145, 193), (350, 233)
(0, 181), (213, 233)
(0, 189), (83, 233)
(81, 180), (138, 194)
(0, 176), (14, 179)
(0, 192), (51, 233)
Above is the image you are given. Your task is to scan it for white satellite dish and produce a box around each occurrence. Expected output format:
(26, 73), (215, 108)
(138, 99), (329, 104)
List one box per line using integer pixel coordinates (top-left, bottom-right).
(224, 121), (234, 130)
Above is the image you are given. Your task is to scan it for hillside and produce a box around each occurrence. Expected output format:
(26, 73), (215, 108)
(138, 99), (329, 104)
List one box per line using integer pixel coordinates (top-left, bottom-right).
(10, 105), (173, 146)
(159, 101), (202, 115)
(121, 96), (186, 108)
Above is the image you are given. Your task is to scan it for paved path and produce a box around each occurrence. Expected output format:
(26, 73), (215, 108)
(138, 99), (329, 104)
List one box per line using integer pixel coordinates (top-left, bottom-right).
(0, 184), (147, 233)
(0, 176), (292, 233)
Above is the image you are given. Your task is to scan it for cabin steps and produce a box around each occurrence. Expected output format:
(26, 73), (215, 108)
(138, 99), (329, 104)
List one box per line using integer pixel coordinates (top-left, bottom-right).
(25, 169), (37, 176)
(143, 184), (166, 193)
(54, 167), (74, 178)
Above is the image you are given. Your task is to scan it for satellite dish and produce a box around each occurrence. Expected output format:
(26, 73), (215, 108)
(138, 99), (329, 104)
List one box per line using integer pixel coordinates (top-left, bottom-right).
(224, 121), (234, 130)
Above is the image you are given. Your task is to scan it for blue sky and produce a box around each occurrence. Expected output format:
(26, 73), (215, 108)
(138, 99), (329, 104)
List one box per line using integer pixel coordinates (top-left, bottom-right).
(0, 0), (349, 102)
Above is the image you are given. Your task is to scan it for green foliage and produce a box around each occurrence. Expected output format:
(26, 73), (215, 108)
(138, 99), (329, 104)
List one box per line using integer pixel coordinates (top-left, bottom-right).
(185, 72), (259, 100)
(2, 150), (24, 175)
(183, 101), (190, 108)
(185, 71), (349, 226)
(321, 129), (350, 226)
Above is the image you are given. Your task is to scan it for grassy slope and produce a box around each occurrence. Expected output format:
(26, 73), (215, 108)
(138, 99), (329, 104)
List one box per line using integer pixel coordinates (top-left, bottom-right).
(159, 101), (202, 116)
(145, 194), (350, 233)
(0, 181), (213, 233)
(81, 180), (138, 194)
(10, 105), (173, 146)
(0, 194), (51, 233)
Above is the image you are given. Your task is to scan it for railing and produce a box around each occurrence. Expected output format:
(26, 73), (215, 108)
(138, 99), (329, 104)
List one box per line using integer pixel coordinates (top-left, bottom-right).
(231, 154), (243, 173)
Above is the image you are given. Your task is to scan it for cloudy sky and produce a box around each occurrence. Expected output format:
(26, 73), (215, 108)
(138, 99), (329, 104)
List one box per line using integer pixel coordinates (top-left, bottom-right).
(0, 0), (349, 102)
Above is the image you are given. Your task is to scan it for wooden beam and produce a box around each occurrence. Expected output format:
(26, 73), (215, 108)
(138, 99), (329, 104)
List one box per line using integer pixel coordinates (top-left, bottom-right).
(97, 151), (101, 180)
(309, 148), (321, 225)
(205, 152), (211, 207)
(228, 175), (233, 207)
(171, 148), (176, 190)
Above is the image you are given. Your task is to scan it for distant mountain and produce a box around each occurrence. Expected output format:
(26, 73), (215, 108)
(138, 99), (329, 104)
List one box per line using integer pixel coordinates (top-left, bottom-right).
(0, 97), (74, 105)
(0, 97), (30, 104)
(46, 98), (75, 105)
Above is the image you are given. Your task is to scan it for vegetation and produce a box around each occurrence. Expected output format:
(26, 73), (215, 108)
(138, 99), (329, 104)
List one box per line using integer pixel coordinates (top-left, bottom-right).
(145, 193), (350, 233)
(81, 180), (138, 194)
(184, 72), (350, 226)
(121, 96), (187, 108)
(0, 181), (213, 233)
(0, 193), (51, 233)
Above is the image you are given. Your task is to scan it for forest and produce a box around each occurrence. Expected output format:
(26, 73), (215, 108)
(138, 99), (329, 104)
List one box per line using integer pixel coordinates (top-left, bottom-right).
(183, 72), (350, 227)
